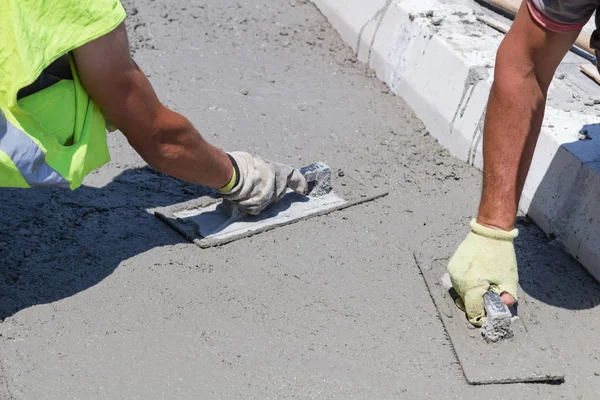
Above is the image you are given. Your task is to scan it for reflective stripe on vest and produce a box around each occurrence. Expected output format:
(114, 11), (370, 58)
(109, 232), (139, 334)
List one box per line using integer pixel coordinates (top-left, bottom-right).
(0, 111), (69, 188)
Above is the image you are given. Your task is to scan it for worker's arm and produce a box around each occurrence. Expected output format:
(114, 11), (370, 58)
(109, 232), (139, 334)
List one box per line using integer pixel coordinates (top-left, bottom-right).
(448, 2), (579, 326)
(72, 23), (306, 214)
(73, 23), (232, 189)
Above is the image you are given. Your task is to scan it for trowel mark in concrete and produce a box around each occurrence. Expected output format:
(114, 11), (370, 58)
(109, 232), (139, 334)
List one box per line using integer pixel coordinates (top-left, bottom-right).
(450, 66), (489, 146)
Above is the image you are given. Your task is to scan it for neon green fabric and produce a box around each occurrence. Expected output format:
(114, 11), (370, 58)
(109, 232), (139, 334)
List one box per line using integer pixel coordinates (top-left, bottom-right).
(0, 0), (127, 189)
(0, 150), (29, 188)
(17, 80), (76, 147)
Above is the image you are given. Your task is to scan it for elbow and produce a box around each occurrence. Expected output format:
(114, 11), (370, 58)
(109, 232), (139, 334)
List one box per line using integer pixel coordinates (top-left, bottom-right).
(136, 119), (199, 168)
(493, 40), (550, 97)
(137, 136), (185, 169)
(151, 142), (183, 165)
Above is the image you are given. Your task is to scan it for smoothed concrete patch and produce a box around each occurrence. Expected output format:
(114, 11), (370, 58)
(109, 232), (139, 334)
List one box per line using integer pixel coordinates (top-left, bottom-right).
(422, 266), (564, 385)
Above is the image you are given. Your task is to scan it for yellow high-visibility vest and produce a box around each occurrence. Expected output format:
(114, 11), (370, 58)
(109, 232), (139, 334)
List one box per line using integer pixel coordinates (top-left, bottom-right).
(0, 0), (126, 189)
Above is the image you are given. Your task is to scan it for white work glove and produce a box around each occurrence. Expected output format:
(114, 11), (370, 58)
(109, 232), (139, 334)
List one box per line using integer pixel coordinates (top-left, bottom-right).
(219, 151), (308, 215)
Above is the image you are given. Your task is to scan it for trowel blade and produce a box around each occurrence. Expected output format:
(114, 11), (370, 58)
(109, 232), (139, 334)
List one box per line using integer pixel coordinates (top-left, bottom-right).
(414, 255), (565, 385)
(154, 189), (387, 248)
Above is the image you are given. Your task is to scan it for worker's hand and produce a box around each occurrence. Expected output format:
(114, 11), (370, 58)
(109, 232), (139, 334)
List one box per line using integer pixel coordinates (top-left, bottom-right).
(447, 219), (519, 327)
(219, 151), (308, 215)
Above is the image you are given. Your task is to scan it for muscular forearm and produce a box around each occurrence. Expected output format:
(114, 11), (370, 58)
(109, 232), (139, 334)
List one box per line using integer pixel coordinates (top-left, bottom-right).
(130, 106), (232, 189)
(71, 21), (307, 217)
(449, 2), (583, 315)
(476, 3), (580, 231)
(94, 67), (233, 189)
(477, 64), (546, 231)
(73, 23), (232, 189)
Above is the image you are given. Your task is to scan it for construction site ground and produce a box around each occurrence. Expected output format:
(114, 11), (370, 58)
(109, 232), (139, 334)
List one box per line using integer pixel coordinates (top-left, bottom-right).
(1, 0), (599, 399)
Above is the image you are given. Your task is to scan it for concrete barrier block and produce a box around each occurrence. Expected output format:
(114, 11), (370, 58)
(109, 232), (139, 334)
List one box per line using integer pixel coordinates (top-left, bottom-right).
(526, 145), (581, 235)
(310, 0), (387, 56)
(525, 123), (600, 234)
(368, 1), (494, 165)
(552, 161), (600, 280)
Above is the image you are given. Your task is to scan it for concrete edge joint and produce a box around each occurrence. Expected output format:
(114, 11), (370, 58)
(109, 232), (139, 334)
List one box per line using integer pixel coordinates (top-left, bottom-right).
(310, 0), (600, 280)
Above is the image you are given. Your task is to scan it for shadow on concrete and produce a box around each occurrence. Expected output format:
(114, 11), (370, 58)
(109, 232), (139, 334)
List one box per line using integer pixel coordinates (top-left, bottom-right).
(3, 141), (599, 319)
(515, 217), (600, 310)
(0, 166), (214, 321)
(519, 124), (600, 310)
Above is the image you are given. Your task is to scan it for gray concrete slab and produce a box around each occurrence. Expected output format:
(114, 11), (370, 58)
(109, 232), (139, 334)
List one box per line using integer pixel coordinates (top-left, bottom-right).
(1, 0), (600, 399)
(416, 259), (564, 384)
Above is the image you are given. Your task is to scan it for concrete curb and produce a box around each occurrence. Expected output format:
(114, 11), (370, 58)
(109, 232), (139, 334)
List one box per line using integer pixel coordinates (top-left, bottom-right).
(310, 0), (600, 280)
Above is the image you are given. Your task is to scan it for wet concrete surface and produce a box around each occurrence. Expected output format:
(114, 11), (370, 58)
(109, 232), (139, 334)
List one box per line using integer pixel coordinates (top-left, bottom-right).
(1, 0), (600, 398)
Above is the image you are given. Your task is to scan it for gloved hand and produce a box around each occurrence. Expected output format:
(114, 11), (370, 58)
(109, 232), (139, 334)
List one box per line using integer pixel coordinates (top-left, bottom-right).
(218, 151), (308, 215)
(447, 219), (519, 327)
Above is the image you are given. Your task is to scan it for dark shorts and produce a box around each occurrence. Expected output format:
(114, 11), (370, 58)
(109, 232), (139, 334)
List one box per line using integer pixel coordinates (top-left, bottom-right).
(527, 0), (600, 56)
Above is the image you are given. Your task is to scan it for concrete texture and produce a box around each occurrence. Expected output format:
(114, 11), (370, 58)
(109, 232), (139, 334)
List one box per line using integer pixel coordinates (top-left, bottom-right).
(310, 0), (600, 281)
(418, 260), (563, 384)
(1, 0), (600, 398)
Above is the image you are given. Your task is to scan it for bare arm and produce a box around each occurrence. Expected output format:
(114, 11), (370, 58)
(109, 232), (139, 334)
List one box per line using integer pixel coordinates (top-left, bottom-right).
(477, 3), (579, 232)
(72, 23), (232, 189)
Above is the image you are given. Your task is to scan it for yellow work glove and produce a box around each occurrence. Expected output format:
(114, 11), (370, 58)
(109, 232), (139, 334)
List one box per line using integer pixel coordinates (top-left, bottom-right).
(447, 219), (519, 327)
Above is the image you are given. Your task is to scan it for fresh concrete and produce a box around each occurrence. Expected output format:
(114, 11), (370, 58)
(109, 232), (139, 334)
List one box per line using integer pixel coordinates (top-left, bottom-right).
(310, 0), (600, 281)
(1, 0), (600, 398)
(417, 259), (564, 384)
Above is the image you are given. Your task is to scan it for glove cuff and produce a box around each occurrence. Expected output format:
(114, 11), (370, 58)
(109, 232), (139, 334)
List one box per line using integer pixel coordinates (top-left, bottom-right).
(218, 153), (241, 194)
(470, 219), (518, 241)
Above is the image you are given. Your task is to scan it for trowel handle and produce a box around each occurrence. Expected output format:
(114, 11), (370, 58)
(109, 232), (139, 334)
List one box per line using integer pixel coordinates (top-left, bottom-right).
(299, 162), (332, 196)
(483, 291), (512, 319)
